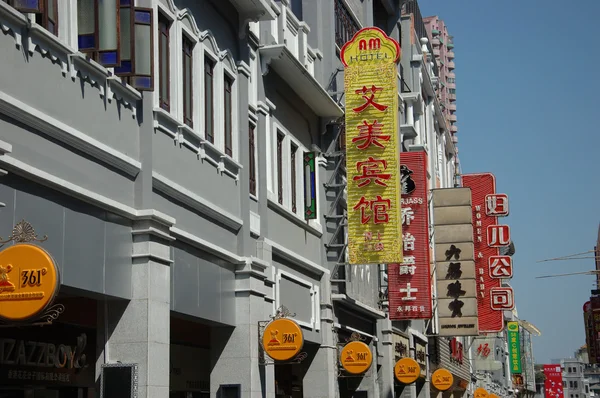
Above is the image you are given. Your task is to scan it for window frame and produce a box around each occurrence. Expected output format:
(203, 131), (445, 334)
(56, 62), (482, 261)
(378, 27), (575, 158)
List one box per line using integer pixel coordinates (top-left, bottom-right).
(158, 11), (171, 111)
(224, 73), (234, 157)
(203, 54), (216, 144)
(182, 32), (194, 128)
(248, 121), (257, 198)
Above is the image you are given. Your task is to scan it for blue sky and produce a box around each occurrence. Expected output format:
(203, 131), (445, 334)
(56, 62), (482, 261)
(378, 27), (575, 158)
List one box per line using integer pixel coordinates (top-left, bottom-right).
(419, 0), (600, 363)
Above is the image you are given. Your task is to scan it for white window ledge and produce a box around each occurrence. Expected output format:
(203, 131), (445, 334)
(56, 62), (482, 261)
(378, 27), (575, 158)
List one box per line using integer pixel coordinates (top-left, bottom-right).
(28, 19), (74, 76)
(267, 197), (322, 237)
(0, 5), (141, 118)
(0, 1), (27, 48)
(153, 108), (242, 182)
(69, 53), (111, 97)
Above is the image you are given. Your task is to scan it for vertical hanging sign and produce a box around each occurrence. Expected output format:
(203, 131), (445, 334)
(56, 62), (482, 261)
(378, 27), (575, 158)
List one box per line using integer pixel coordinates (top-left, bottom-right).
(507, 321), (521, 374)
(462, 173), (512, 332)
(389, 152), (432, 319)
(341, 27), (402, 265)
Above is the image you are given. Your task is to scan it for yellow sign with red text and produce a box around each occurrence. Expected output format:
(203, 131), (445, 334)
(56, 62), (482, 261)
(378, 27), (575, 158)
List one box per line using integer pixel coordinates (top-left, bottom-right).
(340, 341), (373, 375)
(0, 244), (60, 322)
(394, 357), (421, 384)
(341, 27), (402, 265)
(431, 368), (454, 391)
(262, 318), (304, 362)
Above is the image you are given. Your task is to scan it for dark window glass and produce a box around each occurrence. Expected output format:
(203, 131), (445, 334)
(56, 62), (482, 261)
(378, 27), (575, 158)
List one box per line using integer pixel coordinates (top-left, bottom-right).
(249, 124), (256, 196)
(276, 132), (284, 205)
(158, 13), (170, 110)
(290, 143), (297, 213)
(224, 75), (233, 156)
(204, 57), (215, 143)
(182, 36), (193, 127)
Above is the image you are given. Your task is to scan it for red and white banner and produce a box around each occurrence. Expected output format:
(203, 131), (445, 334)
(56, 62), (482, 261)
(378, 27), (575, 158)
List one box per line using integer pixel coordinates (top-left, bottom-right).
(544, 364), (564, 398)
(389, 152), (432, 319)
(462, 173), (512, 332)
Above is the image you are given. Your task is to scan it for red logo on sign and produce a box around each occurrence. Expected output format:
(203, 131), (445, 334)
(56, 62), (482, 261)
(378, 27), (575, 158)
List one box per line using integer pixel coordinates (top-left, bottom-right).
(490, 287), (514, 310)
(487, 225), (511, 247)
(485, 194), (509, 217)
(488, 256), (513, 279)
(477, 343), (491, 358)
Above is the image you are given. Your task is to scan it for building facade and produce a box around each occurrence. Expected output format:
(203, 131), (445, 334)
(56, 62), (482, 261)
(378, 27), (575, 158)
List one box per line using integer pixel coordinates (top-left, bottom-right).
(423, 15), (457, 147)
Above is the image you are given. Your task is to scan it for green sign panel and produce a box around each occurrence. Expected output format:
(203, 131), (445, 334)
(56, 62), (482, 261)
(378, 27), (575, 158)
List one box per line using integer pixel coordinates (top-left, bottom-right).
(507, 321), (522, 374)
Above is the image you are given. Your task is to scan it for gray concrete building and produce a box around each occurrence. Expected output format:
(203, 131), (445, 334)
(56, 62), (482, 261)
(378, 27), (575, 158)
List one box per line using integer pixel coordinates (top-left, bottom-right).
(0, 0), (461, 397)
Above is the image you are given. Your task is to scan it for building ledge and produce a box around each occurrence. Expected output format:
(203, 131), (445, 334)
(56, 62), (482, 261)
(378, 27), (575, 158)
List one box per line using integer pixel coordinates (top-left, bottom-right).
(231, 0), (277, 21)
(400, 124), (417, 139)
(260, 44), (343, 118)
(331, 294), (386, 319)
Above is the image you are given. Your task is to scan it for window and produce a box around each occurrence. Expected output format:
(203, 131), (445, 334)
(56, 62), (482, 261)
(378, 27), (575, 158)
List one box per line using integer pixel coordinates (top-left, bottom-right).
(77, 0), (119, 66)
(249, 124), (257, 196)
(276, 132), (284, 205)
(204, 57), (215, 143)
(158, 13), (170, 111)
(224, 75), (233, 156)
(570, 381), (574, 388)
(114, 5), (155, 91)
(6, 0), (58, 36)
(575, 382), (579, 389)
(290, 143), (298, 213)
(564, 381), (567, 388)
(182, 35), (194, 127)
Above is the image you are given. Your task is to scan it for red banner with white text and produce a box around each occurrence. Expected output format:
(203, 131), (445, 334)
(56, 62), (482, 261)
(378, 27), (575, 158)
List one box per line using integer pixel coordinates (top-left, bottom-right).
(389, 152), (432, 319)
(544, 364), (564, 398)
(462, 173), (508, 332)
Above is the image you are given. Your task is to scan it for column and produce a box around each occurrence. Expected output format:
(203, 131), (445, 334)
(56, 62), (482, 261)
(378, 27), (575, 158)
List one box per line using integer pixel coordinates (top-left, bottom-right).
(377, 318), (395, 398)
(103, 213), (174, 398)
(303, 273), (338, 398)
(210, 243), (275, 398)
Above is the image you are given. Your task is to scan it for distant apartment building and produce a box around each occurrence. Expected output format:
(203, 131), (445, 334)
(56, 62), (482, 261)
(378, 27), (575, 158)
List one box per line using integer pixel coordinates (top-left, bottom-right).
(423, 16), (457, 144)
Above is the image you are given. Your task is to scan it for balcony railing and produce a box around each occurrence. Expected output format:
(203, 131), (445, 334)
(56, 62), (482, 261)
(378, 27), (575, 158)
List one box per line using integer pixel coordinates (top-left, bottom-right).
(450, 124), (458, 133)
(448, 113), (457, 122)
(266, 1), (318, 76)
(448, 61), (455, 69)
(448, 103), (456, 111)
(447, 51), (455, 59)
(334, 0), (360, 49)
(402, 0), (438, 76)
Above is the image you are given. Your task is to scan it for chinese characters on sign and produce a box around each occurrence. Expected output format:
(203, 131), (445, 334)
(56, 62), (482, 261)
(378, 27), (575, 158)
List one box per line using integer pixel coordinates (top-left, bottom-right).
(507, 321), (522, 374)
(543, 364), (564, 398)
(341, 27), (402, 265)
(462, 174), (512, 333)
(432, 187), (479, 336)
(389, 152), (432, 319)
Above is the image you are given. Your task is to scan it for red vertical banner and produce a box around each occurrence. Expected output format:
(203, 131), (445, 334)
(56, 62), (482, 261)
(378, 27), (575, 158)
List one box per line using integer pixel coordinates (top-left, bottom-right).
(584, 301), (597, 364)
(389, 152), (432, 319)
(462, 173), (507, 332)
(543, 364), (564, 398)
(591, 296), (600, 363)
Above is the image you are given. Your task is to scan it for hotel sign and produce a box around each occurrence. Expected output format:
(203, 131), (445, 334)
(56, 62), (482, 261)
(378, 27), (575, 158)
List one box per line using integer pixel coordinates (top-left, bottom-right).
(341, 27), (402, 265)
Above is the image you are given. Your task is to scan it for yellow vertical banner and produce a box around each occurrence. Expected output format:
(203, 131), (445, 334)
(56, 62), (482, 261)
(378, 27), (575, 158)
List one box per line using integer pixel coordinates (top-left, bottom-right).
(341, 27), (402, 265)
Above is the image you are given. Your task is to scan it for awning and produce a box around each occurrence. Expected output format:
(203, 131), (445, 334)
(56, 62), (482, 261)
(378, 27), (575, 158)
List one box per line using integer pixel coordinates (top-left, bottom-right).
(260, 45), (344, 118)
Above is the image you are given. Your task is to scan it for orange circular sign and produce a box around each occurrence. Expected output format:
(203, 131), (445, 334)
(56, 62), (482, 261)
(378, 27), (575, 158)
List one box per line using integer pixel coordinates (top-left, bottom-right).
(431, 368), (454, 391)
(394, 357), (421, 384)
(475, 388), (489, 398)
(340, 341), (372, 375)
(0, 244), (60, 322)
(262, 318), (304, 361)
